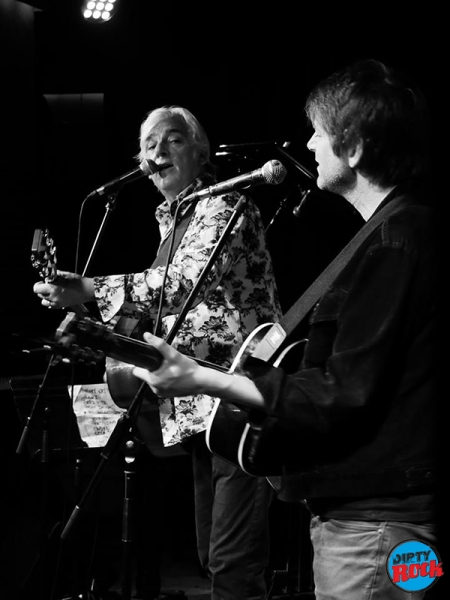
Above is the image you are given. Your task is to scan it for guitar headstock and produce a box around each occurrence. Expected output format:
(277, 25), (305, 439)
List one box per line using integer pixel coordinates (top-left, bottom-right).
(31, 228), (58, 282)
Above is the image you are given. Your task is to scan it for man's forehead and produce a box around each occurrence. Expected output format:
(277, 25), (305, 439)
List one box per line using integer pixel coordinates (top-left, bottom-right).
(147, 116), (188, 138)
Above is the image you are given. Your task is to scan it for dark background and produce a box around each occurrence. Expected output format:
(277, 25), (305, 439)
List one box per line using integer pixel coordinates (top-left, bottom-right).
(1, 1), (443, 366)
(0, 2), (445, 598)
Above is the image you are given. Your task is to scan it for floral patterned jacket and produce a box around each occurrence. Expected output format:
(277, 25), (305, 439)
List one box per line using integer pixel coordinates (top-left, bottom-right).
(93, 173), (282, 446)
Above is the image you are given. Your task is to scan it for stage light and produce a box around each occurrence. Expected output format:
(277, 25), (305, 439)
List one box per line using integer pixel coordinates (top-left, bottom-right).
(82, 0), (118, 22)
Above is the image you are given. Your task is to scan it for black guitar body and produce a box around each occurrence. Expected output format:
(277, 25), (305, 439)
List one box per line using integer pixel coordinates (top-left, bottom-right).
(207, 400), (286, 477)
(206, 323), (306, 479)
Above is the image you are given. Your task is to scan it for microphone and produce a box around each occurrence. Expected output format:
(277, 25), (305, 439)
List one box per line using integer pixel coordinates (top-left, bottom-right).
(90, 159), (162, 197)
(184, 160), (287, 202)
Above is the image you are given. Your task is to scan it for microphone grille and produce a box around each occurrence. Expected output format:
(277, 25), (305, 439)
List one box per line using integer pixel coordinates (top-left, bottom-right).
(141, 159), (158, 175)
(262, 160), (287, 185)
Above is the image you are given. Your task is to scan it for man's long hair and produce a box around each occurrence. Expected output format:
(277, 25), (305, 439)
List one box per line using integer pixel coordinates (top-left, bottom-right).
(305, 59), (431, 188)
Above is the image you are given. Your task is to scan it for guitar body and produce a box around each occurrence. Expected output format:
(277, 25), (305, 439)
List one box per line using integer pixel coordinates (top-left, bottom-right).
(206, 401), (286, 478)
(104, 358), (148, 409)
(104, 357), (183, 458)
(104, 315), (155, 409)
(206, 324), (306, 479)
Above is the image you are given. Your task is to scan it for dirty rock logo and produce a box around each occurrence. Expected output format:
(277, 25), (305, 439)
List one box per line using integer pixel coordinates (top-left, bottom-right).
(386, 539), (444, 593)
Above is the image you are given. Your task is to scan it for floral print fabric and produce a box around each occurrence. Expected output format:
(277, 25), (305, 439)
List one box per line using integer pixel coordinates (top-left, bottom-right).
(93, 174), (281, 446)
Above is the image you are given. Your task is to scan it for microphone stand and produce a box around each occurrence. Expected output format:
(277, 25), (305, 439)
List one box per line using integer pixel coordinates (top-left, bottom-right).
(263, 145), (315, 234)
(55, 186), (151, 600)
(165, 193), (249, 345)
(274, 146), (316, 182)
(59, 381), (148, 600)
(15, 358), (55, 600)
(265, 186), (306, 234)
(56, 186), (253, 599)
(16, 279), (88, 597)
(15, 354), (56, 456)
(16, 186), (126, 600)
(81, 190), (119, 276)
(55, 184), (183, 599)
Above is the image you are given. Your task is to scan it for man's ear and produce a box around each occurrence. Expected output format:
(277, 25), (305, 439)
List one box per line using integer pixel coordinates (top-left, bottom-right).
(348, 143), (363, 169)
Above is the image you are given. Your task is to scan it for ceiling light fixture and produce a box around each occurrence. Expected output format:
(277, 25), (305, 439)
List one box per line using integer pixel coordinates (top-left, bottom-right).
(82, 0), (118, 22)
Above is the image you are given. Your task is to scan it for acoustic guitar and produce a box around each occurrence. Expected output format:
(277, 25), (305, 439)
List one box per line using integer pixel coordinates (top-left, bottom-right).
(45, 312), (305, 480)
(32, 230), (306, 478)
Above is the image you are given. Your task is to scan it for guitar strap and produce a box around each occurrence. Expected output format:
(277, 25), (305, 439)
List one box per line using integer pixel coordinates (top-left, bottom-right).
(113, 201), (196, 338)
(251, 193), (407, 362)
(151, 201), (196, 269)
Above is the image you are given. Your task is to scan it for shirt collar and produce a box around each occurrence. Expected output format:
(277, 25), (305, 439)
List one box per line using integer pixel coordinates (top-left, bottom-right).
(155, 171), (216, 221)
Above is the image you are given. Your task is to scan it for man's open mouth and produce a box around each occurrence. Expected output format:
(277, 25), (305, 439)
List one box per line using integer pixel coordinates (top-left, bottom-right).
(158, 163), (173, 173)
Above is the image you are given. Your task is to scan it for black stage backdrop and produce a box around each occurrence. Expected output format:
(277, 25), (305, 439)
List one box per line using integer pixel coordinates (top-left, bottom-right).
(0, 2), (445, 598)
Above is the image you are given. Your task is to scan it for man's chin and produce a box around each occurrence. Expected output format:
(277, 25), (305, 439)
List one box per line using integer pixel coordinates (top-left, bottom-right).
(153, 179), (183, 200)
(316, 177), (326, 191)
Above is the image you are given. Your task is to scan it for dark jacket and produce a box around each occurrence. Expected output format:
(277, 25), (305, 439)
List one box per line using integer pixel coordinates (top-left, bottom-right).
(245, 188), (439, 503)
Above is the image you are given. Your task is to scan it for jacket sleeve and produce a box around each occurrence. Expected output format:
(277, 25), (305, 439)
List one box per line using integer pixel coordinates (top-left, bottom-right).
(245, 234), (427, 440)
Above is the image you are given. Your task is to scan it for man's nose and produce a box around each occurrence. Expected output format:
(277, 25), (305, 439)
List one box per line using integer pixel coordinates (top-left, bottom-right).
(306, 136), (315, 152)
(154, 140), (169, 157)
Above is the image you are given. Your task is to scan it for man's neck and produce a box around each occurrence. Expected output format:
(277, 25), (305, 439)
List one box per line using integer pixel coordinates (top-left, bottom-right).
(347, 179), (396, 221)
(161, 174), (202, 206)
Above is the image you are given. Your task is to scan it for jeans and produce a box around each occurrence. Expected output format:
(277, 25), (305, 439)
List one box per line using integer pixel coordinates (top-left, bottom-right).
(310, 516), (440, 600)
(187, 432), (273, 600)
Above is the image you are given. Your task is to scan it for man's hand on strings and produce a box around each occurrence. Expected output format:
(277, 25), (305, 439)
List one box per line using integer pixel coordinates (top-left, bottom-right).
(133, 332), (266, 409)
(133, 332), (207, 397)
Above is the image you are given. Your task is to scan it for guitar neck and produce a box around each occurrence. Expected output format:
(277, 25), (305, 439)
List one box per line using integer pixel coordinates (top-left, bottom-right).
(55, 312), (228, 374)
(115, 332), (227, 373)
